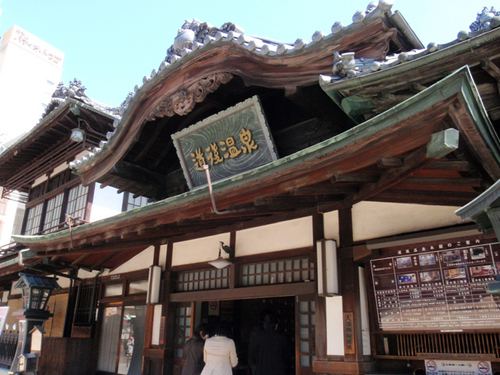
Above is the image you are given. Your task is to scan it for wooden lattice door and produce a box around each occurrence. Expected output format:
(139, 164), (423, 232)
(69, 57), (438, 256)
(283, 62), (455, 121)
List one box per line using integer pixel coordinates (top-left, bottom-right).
(295, 294), (315, 375)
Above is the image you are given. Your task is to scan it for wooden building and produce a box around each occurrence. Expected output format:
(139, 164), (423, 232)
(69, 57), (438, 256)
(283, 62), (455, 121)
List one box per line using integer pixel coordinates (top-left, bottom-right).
(1, 2), (500, 374)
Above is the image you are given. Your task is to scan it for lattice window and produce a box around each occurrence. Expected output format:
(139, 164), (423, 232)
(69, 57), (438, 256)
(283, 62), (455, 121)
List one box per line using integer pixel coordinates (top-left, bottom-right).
(46, 169), (74, 193)
(66, 184), (89, 220)
(174, 303), (192, 358)
(74, 279), (98, 324)
(241, 257), (314, 286)
(28, 183), (46, 202)
(296, 295), (316, 369)
(42, 193), (64, 233)
(177, 268), (230, 292)
(24, 203), (43, 235)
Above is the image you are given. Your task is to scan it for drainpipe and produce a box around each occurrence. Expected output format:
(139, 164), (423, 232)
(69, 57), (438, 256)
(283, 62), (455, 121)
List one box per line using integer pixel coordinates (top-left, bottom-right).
(88, 269), (104, 324)
(202, 165), (249, 215)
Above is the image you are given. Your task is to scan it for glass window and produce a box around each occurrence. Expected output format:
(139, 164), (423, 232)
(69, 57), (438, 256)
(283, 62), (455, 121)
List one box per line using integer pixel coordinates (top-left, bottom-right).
(97, 306), (122, 373)
(118, 306), (146, 374)
(124, 193), (150, 212)
(129, 280), (148, 295)
(24, 203), (43, 235)
(42, 193), (64, 233)
(66, 184), (89, 220)
(104, 283), (123, 297)
(176, 267), (230, 292)
(97, 305), (146, 375)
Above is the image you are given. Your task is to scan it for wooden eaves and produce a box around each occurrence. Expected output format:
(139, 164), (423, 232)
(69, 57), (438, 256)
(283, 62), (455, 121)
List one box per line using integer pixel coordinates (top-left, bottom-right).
(72, 14), (421, 188)
(0, 99), (115, 197)
(12, 67), (500, 263)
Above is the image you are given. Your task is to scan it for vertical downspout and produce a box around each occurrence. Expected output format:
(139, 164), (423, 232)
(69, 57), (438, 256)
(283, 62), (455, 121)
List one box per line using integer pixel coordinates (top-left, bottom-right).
(89, 269), (104, 324)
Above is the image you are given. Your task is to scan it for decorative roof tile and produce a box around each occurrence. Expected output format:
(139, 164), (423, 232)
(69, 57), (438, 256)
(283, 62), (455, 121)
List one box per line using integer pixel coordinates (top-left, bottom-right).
(70, 0), (408, 171)
(321, 6), (500, 84)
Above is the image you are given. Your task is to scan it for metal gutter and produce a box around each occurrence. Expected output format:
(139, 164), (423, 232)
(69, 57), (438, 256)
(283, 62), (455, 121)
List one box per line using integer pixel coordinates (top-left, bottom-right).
(456, 179), (500, 221)
(390, 10), (424, 49)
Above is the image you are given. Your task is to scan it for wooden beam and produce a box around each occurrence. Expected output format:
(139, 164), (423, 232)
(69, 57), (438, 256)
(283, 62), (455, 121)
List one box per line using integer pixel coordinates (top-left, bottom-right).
(331, 174), (378, 184)
(481, 58), (500, 81)
(402, 177), (482, 187)
(133, 117), (170, 163)
(70, 254), (90, 266)
(254, 195), (339, 209)
(369, 189), (479, 206)
(377, 157), (403, 168)
(292, 186), (358, 196)
(424, 160), (470, 171)
(90, 251), (118, 270)
(36, 241), (150, 257)
(346, 129), (459, 205)
(170, 281), (315, 302)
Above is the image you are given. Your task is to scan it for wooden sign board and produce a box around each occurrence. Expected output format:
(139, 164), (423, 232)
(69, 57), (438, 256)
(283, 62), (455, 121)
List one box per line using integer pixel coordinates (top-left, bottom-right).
(343, 312), (356, 354)
(159, 316), (166, 345)
(172, 96), (278, 189)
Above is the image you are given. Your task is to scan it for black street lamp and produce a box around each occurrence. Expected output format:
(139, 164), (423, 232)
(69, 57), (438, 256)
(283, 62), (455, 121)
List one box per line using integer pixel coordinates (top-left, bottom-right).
(9, 274), (60, 375)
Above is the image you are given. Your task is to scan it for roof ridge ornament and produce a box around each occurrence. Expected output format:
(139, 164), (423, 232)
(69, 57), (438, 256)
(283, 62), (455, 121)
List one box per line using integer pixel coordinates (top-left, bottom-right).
(324, 6), (500, 84)
(41, 79), (120, 120)
(165, 20), (244, 64)
(470, 7), (500, 32)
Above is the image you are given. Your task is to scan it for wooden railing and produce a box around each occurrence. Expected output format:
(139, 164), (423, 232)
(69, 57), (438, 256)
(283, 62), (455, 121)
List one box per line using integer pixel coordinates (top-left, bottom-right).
(375, 332), (500, 359)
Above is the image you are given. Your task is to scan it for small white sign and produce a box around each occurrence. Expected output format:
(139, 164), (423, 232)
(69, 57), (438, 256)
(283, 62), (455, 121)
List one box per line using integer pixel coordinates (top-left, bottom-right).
(425, 359), (492, 375)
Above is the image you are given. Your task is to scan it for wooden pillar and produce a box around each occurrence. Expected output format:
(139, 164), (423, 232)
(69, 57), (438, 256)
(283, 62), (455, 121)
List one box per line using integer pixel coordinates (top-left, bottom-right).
(313, 212), (328, 361)
(338, 207), (364, 362)
(163, 241), (175, 375)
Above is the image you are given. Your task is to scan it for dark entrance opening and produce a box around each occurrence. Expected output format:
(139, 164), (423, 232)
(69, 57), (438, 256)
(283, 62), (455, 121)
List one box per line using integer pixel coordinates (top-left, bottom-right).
(198, 296), (296, 375)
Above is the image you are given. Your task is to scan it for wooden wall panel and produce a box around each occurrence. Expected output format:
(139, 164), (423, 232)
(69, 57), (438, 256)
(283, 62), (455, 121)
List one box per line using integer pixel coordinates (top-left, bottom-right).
(45, 293), (68, 337)
(38, 337), (95, 375)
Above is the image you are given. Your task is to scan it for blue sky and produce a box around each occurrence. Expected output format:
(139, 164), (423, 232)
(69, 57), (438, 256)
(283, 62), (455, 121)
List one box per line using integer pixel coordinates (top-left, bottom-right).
(0, 0), (491, 107)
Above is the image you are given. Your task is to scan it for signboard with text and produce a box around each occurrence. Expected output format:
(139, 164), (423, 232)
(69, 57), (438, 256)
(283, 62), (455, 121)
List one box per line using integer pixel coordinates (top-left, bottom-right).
(425, 359), (492, 375)
(370, 236), (500, 332)
(171, 96), (278, 189)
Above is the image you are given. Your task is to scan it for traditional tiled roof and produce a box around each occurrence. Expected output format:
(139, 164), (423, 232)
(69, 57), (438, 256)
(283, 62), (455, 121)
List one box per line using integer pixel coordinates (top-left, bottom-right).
(69, 0), (403, 171)
(67, 3), (500, 176)
(320, 6), (500, 83)
(42, 79), (120, 119)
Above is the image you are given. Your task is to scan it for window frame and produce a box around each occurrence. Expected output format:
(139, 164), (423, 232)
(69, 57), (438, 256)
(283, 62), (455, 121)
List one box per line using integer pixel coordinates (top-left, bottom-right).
(22, 174), (94, 236)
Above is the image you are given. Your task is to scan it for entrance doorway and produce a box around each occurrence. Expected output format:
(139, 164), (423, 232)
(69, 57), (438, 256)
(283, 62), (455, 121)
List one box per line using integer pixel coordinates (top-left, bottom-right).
(173, 295), (315, 375)
(96, 305), (147, 375)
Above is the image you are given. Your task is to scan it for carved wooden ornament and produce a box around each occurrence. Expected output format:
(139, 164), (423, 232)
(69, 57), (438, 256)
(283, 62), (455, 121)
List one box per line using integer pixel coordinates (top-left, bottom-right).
(146, 72), (233, 121)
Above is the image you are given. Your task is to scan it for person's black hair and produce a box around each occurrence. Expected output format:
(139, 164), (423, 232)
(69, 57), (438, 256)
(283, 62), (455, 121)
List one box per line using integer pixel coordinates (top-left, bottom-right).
(262, 313), (278, 330)
(259, 308), (275, 323)
(193, 323), (209, 339)
(214, 321), (232, 337)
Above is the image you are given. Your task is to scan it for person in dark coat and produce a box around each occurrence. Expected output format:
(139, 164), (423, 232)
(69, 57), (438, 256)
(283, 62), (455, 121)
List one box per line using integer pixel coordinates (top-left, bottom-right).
(182, 323), (209, 375)
(248, 309), (274, 374)
(249, 313), (290, 375)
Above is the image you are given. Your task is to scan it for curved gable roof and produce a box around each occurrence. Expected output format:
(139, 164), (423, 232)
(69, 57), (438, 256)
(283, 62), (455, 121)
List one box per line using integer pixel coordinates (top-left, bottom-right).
(70, 1), (422, 187)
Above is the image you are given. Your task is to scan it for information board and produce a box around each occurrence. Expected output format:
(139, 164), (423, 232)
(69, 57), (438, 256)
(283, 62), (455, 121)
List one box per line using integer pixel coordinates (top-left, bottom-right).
(370, 237), (500, 331)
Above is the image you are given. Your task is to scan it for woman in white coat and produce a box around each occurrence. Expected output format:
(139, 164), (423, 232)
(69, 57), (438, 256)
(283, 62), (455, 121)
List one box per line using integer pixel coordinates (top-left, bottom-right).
(201, 322), (238, 375)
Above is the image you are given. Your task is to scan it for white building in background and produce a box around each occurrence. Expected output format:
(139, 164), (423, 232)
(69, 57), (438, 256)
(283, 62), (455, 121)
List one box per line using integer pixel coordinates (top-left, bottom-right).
(0, 25), (64, 245)
(0, 25), (64, 145)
